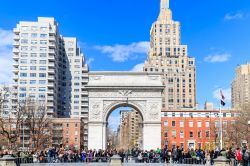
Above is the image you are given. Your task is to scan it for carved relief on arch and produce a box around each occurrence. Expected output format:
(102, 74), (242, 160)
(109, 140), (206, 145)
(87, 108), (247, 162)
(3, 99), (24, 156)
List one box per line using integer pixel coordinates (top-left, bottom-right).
(90, 102), (101, 120)
(147, 102), (161, 120)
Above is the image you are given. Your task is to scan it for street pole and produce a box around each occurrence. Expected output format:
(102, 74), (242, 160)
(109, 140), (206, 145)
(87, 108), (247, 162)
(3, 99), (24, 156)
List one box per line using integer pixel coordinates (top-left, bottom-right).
(219, 104), (223, 150)
(22, 121), (24, 151)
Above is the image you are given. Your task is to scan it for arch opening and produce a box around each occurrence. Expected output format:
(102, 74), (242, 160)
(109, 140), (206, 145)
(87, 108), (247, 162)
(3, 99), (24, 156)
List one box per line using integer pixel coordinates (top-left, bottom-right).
(106, 103), (143, 150)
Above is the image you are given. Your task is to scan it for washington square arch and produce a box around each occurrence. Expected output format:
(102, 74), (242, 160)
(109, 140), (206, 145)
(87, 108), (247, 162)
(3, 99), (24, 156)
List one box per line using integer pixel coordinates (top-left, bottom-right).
(86, 72), (163, 150)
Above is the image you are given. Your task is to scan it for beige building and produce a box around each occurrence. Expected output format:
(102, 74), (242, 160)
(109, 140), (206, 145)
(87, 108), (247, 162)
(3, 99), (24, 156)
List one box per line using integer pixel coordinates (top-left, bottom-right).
(118, 110), (143, 149)
(144, 0), (196, 110)
(12, 17), (89, 118)
(232, 63), (250, 109)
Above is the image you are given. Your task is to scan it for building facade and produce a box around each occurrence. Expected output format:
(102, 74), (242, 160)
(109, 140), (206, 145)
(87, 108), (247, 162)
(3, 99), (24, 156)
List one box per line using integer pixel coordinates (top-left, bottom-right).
(144, 0), (196, 110)
(232, 63), (250, 109)
(118, 110), (143, 149)
(12, 17), (89, 118)
(161, 109), (236, 151)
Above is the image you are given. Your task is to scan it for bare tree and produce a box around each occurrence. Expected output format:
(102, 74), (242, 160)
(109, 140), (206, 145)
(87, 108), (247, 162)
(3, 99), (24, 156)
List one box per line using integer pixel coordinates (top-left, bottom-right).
(0, 86), (24, 150)
(226, 105), (250, 147)
(23, 100), (52, 152)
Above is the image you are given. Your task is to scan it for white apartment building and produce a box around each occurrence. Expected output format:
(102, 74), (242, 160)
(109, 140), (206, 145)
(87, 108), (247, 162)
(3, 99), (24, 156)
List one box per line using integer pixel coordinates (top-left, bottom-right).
(0, 85), (17, 118)
(144, 0), (196, 110)
(12, 17), (89, 118)
(232, 63), (250, 109)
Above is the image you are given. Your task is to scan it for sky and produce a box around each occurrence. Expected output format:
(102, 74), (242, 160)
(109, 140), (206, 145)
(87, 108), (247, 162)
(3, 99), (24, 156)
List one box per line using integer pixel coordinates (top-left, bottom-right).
(0, 0), (250, 128)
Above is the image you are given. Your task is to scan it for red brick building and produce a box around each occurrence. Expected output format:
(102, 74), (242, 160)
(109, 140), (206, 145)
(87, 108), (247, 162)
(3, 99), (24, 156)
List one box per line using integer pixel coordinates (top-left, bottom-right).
(161, 109), (236, 151)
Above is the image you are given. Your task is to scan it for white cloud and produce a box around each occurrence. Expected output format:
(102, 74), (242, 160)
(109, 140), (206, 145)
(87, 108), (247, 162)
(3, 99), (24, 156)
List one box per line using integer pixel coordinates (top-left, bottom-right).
(130, 63), (144, 72)
(213, 88), (231, 102)
(95, 41), (150, 62)
(0, 28), (13, 84)
(224, 12), (249, 21)
(86, 58), (94, 65)
(204, 53), (231, 63)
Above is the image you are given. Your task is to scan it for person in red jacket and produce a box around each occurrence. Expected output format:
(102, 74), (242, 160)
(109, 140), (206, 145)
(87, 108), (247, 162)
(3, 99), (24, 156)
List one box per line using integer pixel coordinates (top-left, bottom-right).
(235, 147), (242, 166)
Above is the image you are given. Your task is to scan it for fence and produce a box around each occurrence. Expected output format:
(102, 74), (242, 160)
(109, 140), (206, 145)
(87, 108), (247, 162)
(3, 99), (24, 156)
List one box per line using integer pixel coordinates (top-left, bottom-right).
(13, 156), (250, 166)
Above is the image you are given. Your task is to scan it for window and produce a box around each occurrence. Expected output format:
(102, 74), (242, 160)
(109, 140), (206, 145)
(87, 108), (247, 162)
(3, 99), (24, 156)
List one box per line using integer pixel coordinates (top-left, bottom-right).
(75, 138), (78, 142)
(39, 73), (46, 77)
(39, 80), (46, 84)
(30, 60), (37, 64)
(198, 131), (202, 138)
(40, 53), (46, 57)
(75, 123), (78, 127)
(180, 121), (184, 127)
(172, 130), (176, 137)
(205, 121), (210, 127)
(164, 131), (168, 137)
(40, 40), (47, 45)
(39, 60), (46, 64)
(31, 53), (37, 57)
(172, 121), (176, 127)
(20, 80), (27, 84)
(20, 59), (27, 64)
(20, 73), (27, 77)
(40, 27), (47, 31)
(19, 93), (26, 98)
(40, 34), (47, 38)
(190, 131), (193, 138)
(180, 130), (184, 138)
(31, 46), (37, 51)
(66, 123), (69, 127)
(189, 121), (193, 127)
(206, 131), (210, 138)
(30, 73), (36, 77)
(39, 87), (46, 92)
(21, 39), (28, 44)
(66, 138), (69, 143)
(39, 66), (46, 70)
(38, 93), (45, 98)
(31, 33), (37, 38)
(68, 48), (74, 51)
(30, 80), (36, 84)
(74, 131), (78, 135)
(164, 121), (168, 126)
(21, 33), (28, 38)
(20, 66), (27, 70)
(198, 121), (202, 128)
(19, 87), (26, 91)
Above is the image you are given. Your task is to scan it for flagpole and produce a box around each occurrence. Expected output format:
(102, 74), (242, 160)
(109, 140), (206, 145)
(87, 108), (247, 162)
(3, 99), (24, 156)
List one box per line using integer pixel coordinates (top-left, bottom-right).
(219, 98), (223, 150)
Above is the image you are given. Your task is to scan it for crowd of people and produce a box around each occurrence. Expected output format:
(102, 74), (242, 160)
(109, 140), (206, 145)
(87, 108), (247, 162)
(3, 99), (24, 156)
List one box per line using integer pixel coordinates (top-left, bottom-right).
(0, 145), (249, 165)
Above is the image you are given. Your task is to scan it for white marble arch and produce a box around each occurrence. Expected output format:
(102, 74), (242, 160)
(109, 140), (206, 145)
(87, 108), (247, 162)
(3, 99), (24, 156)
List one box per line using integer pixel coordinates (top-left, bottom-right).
(86, 72), (163, 150)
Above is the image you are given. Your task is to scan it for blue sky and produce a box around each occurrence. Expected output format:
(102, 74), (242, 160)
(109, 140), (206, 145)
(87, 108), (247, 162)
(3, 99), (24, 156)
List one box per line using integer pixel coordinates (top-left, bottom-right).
(0, 0), (250, 111)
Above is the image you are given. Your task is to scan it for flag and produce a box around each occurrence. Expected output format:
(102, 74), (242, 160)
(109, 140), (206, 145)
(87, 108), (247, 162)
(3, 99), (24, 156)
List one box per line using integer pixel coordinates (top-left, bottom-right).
(220, 90), (226, 106)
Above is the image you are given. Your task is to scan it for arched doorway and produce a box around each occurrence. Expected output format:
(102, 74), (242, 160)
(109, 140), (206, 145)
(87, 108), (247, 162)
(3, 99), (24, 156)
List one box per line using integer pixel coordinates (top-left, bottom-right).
(86, 72), (163, 150)
(106, 105), (143, 150)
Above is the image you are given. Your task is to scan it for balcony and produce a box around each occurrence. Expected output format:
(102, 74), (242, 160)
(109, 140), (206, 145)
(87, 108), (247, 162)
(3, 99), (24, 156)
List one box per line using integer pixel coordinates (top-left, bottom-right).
(81, 103), (89, 107)
(14, 35), (20, 40)
(13, 28), (20, 34)
(47, 96), (54, 100)
(13, 75), (18, 80)
(49, 42), (56, 48)
(12, 48), (19, 53)
(47, 83), (54, 87)
(47, 102), (54, 107)
(47, 90), (54, 94)
(13, 41), (19, 46)
(13, 54), (19, 60)
(48, 76), (54, 80)
(48, 49), (55, 54)
(12, 68), (19, 73)
(48, 62), (55, 67)
(49, 36), (55, 41)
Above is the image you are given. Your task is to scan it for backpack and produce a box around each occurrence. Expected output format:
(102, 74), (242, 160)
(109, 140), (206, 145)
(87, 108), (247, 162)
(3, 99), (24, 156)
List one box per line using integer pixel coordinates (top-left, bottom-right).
(236, 150), (242, 161)
(243, 152), (249, 160)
